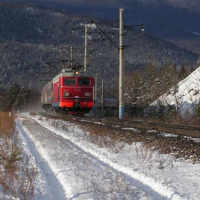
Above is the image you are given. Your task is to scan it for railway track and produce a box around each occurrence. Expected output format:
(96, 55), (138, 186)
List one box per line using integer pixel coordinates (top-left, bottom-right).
(66, 116), (200, 138)
(39, 112), (200, 138)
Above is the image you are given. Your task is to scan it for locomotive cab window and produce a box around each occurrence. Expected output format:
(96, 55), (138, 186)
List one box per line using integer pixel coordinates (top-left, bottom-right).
(64, 78), (76, 85)
(78, 78), (90, 86)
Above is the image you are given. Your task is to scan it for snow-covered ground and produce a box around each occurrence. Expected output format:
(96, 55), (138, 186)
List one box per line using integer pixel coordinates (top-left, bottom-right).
(151, 67), (200, 115)
(15, 113), (200, 200)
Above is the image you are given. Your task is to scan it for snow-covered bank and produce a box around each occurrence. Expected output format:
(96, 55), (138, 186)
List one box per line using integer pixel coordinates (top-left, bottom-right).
(151, 67), (200, 115)
(16, 113), (200, 199)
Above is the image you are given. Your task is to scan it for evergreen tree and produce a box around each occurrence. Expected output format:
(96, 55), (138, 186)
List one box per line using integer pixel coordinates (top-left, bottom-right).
(6, 83), (30, 111)
(178, 65), (186, 80)
(7, 83), (21, 110)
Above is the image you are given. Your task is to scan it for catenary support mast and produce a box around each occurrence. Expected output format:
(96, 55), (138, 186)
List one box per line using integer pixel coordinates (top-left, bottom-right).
(119, 8), (124, 119)
(84, 25), (88, 72)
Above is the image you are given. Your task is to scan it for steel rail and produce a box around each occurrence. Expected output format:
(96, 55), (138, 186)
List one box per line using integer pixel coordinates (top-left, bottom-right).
(40, 112), (200, 138)
(69, 116), (200, 138)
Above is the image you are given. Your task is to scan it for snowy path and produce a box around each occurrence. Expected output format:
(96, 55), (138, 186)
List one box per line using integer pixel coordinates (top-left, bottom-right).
(15, 114), (200, 200)
(16, 116), (166, 200)
(16, 119), (66, 200)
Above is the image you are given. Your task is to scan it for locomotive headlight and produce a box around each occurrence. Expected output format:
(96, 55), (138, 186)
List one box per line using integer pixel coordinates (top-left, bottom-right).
(63, 92), (70, 97)
(74, 70), (80, 75)
(85, 92), (91, 97)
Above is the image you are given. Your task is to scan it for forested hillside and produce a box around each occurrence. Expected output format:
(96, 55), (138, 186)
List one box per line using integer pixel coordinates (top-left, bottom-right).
(0, 3), (198, 93)
(2, 0), (200, 53)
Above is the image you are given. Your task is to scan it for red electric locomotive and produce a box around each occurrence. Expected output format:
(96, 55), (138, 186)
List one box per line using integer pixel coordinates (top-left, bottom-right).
(41, 68), (94, 115)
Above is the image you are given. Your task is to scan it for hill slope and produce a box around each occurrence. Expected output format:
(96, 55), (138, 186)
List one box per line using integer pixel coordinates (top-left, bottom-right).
(1, 0), (200, 53)
(0, 3), (198, 92)
(151, 66), (200, 115)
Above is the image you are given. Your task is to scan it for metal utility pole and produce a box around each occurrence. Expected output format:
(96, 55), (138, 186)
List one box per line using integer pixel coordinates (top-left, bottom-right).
(119, 8), (124, 119)
(94, 73), (98, 109)
(101, 78), (104, 113)
(91, 9), (144, 119)
(93, 73), (98, 117)
(84, 25), (88, 72)
(70, 46), (73, 68)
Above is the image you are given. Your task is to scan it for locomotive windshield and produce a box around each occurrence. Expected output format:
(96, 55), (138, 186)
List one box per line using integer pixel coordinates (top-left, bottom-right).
(64, 78), (76, 85)
(78, 78), (90, 86)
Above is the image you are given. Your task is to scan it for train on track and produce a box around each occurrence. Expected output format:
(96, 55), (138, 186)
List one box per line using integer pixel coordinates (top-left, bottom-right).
(41, 66), (118, 115)
(41, 66), (95, 115)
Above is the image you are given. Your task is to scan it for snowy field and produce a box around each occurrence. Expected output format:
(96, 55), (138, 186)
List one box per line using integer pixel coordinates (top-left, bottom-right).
(14, 113), (200, 199)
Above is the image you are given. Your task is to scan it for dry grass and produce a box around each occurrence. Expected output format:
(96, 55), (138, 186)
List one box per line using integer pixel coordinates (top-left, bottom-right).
(29, 112), (37, 116)
(0, 112), (39, 199)
(0, 112), (15, 138)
